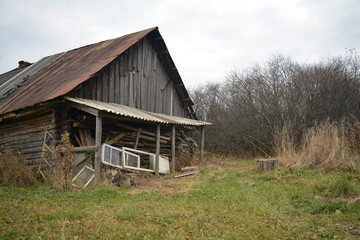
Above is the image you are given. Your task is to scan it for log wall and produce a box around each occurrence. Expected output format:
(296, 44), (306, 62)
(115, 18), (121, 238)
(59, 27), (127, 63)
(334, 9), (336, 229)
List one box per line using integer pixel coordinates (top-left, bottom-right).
(68, 37), (186, 117)
(0, 110), (55, 166)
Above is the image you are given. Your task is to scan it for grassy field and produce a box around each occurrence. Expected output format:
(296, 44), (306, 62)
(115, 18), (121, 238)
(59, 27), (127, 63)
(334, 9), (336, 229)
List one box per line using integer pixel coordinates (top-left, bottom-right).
(1, 158), (359, 239)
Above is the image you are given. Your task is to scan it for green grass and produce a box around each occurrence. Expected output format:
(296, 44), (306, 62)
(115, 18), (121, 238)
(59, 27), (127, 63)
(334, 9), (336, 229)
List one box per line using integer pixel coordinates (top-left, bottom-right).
(1, 159), (359, 239)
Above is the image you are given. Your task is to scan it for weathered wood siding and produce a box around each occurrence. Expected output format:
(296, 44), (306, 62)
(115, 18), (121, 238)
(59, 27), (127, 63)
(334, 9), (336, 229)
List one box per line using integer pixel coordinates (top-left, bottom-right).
(68, 37), (187, 117)
(0, 110), (55, 166)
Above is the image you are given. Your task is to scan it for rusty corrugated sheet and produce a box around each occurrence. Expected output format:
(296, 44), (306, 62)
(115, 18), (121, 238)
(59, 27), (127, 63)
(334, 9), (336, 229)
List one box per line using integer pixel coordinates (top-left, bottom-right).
(0, 52), (64, 98)
(0, 27), (157, 114)
(66, 97), (211, 126)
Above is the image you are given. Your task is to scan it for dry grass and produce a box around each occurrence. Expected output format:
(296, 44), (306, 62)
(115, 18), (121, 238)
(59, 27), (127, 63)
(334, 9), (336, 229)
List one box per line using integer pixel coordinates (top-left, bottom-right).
(0, 149), (36, 187)
(275, 121), (360, 172)
(42, 133), (74, 190)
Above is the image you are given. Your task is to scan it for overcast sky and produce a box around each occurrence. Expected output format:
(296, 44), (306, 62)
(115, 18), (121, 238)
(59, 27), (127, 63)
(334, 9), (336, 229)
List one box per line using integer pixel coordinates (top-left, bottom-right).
(0, 0), (359, 88)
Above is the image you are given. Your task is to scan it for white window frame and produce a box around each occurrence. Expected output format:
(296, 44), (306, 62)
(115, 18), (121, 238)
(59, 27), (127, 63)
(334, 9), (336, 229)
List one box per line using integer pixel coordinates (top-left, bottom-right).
(101, 144), (155, 173)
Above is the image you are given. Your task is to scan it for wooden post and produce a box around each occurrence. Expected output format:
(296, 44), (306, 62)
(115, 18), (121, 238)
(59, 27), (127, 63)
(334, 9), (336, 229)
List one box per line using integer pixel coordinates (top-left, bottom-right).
(134, 128), (141, 149)
(95, 114), (102, 182)
(171, 125), (176, 173)
(155, 124), (160, 176)
(200, 126), (205, 160)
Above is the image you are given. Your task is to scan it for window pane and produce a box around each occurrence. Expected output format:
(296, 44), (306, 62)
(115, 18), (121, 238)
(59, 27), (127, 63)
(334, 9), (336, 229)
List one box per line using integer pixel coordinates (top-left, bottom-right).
(111, 149), (120, 166)
(125, 152), (139, 168)
(104, 146), (111, 163)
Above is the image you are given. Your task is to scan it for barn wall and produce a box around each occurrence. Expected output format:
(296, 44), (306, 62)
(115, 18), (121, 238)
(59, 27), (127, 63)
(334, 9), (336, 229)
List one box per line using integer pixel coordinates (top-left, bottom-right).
(68, 37), (187, 117)
(0, 110), (55, 167)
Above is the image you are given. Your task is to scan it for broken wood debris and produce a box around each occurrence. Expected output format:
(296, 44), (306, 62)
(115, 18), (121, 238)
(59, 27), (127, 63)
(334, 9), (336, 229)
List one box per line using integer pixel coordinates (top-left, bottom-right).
(164, 171), (199, 179)
(181, 166), (199, 172)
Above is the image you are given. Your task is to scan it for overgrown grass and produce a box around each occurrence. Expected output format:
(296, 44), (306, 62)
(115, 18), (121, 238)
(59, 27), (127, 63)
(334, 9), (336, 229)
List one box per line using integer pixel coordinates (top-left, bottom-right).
(0, 149), (37, 187)
(0, 158), (359, 239)
(275, 121), (360, 173)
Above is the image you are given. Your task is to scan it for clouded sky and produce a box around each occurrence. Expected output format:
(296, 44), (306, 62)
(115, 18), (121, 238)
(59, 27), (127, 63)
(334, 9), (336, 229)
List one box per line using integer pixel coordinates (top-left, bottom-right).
(0, 0), (359, 88)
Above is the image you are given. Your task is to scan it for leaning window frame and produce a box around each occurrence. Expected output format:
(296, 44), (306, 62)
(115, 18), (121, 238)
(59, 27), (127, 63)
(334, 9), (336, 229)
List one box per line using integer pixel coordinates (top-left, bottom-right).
(101, 144), (155, 173)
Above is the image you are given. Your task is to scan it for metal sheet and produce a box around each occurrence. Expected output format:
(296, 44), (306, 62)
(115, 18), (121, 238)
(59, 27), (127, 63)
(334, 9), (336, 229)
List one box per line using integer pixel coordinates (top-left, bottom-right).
(0, 27), (157, 114)
(65, 97), (211, 126)
(0, 52), (64, 98)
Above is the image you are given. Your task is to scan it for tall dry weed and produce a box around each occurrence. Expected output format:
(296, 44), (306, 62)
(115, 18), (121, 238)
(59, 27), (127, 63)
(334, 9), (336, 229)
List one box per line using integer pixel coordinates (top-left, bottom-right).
(42, 133), (74, 190)
(0, 149), (36, 187)
(275, 121), (360, 172)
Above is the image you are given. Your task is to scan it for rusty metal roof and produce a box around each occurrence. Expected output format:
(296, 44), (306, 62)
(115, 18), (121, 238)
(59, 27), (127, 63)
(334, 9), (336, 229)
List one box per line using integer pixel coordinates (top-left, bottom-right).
(0, 66), (29, 87)
(66, 97), (211, 126)
(0, 52), (64, 99)
(0, 27), (165, 114)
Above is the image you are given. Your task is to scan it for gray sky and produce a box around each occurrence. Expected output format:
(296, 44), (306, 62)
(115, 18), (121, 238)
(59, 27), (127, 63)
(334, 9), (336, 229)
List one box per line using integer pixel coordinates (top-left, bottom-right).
(0, 0), (359, 88)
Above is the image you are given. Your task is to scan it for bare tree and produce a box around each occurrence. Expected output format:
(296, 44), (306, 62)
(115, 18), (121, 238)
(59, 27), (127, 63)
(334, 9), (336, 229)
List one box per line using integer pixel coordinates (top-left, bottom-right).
(191, 53), (360, 156)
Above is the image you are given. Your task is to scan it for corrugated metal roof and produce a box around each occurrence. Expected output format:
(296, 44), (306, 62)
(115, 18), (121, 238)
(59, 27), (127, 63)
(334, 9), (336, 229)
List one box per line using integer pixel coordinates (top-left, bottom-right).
(0, 66), (29, 87)
(0, 52), (64, 98)
(0, 27), (157, 114)
(65, 97), (211, 126)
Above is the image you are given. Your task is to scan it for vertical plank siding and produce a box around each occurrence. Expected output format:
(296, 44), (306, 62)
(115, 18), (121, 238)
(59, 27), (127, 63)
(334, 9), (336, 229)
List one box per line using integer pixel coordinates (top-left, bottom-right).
(68, 37), (187, 118)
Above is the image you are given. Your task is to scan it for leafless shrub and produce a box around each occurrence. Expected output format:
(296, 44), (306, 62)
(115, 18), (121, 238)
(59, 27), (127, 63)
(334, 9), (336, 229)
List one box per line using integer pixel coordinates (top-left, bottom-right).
(0, 149), (36, 187)
(42, 133), (74, 190)
(191, 53), (360, 158)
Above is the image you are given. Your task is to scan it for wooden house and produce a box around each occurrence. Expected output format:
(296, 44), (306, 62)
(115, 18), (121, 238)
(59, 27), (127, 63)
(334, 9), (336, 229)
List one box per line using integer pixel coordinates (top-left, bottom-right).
(0, 27), (211, 178)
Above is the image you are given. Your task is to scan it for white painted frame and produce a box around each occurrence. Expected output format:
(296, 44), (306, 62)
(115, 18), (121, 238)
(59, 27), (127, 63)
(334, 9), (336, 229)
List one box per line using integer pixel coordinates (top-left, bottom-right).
(101, 144), (155, 173)
(72, 166), (95, 189)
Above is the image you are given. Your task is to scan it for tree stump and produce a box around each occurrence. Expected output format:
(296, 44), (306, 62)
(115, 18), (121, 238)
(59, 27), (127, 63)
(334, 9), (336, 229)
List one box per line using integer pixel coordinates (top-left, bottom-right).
(257, 159), (278, 173)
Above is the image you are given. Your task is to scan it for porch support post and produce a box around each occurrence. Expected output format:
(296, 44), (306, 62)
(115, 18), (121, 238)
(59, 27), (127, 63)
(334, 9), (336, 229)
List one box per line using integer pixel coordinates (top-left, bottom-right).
(200, 125), (205, 160)
(171, 125), (176, 173)
(95, 114), (102, 182)
(155, 124), (161, 176)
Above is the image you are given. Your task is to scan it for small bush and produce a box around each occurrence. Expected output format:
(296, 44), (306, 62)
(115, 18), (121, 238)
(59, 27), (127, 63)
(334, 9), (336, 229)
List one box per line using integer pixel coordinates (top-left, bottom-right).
(0, 149), (36, 187)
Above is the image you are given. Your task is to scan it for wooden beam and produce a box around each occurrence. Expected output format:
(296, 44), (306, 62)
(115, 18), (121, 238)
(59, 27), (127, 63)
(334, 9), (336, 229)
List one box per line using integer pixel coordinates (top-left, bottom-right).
(70, 102), (99, 116)
(95, 114), (102, 182)
(134, 128), (141, 149)
(116, 122), (170, 141)
(105, 132), (126, 145)
(200, 126), (205, 160)
(155, 124), (160, 176)
(171, 125), (176, 173)
(74, 146), (98, 153)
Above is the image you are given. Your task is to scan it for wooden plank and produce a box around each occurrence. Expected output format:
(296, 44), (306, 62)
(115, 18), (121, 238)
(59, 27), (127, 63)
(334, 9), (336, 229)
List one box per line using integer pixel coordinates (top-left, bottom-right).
(84, 128), (94, 146)
(164, 171), (199, 179)
(134, 128), (141, 149)
(105, 132), (126, 145)
(75, 134), (83, 147)
(91, 77), (97, 100)
(79, 128), (87, 146)
(102, 69), (109, 102)
(200, 126), (205, 160)
(155, 124), (160, 176)
(96, 72), (102, 101)
(109, 63), (115, 102)
(95, 114), (102, 182)
(74, 146), (98, 153)
(128, 133), (168, 144)
(69, 102), (99, 116)
(116, 122), (170, 141)
(171, 125), (176, 173)
(115, 60), (120, 103)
